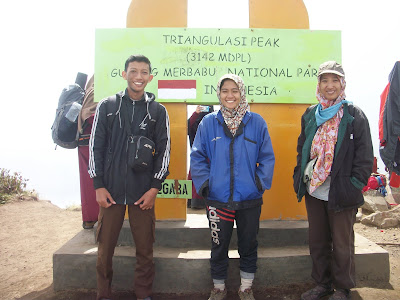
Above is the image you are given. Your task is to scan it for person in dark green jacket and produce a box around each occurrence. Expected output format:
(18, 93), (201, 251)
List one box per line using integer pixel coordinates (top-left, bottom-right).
(293, 61), (373, 300)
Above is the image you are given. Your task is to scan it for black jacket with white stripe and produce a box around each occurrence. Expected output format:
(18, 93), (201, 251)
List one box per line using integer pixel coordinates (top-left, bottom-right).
(88, 89), (170, 204)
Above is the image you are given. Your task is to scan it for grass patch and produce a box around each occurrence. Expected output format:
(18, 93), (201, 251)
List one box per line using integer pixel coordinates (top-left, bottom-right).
(0, 168), (38, 204)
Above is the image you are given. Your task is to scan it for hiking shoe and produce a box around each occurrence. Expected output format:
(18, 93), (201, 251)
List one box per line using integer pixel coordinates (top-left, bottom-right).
(208, 288), (227, 300)
(82, 221), (96, 229)
(328, 289), (351, 300)
(238, 288), (255, 300)
(301, 285), (334, 300)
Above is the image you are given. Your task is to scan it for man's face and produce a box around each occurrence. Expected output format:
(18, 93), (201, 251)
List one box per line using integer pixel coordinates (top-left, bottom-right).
(122, 61), (153, 97)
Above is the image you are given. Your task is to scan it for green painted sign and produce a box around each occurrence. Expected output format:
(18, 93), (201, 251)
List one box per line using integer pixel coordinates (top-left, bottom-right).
(157, 179), (192, 199)
(95, 28), (341, 104)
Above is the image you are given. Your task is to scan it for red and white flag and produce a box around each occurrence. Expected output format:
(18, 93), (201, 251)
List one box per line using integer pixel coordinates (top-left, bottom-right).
(158, 80), (196, 99)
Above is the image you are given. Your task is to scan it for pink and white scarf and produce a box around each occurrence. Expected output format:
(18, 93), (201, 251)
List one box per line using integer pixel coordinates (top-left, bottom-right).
(308, 76), (346, 193)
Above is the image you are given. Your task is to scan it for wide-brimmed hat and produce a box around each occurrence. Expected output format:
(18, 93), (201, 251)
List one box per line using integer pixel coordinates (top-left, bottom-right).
(317, 61), (345, 77)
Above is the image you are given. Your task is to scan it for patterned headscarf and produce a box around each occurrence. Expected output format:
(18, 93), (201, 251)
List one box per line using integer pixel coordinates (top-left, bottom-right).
(308, 75), (347, 194)
(216, 74), (250, 136)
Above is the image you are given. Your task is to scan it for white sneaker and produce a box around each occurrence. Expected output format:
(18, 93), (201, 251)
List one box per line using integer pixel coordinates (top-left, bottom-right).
(238, 288), (255, 300)
(208, 288), (227, 300)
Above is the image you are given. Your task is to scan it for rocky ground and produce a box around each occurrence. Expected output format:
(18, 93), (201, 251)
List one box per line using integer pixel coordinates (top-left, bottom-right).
(0, 199), (399, 300)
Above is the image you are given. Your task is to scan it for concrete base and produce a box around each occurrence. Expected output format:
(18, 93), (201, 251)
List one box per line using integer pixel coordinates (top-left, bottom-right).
(53, 216), (390, 293)
(107, 215), (309, 248)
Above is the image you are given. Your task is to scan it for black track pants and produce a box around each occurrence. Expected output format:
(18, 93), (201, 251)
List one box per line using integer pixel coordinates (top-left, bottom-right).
(206, 205), (261, 280)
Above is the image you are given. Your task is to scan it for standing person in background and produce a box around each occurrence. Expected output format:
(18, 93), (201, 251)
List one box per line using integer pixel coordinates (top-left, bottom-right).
(191, 74), (275, 300)
(379, 61), (400, 202)
(89, 55), (170, 300)
(187, 104), (214, 209)
(293, 61), (373, 300)
(77, 75), (99, 229)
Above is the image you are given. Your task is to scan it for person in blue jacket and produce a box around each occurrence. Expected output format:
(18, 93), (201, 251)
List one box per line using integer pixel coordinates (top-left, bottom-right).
(190, 74), (275, 300)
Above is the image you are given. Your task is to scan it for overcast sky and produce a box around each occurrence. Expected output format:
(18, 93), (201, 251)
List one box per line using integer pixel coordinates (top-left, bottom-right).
(0, 0), (399, 208)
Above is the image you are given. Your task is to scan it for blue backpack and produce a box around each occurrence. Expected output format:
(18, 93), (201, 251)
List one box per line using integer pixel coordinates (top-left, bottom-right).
(51, 73), (87, 149)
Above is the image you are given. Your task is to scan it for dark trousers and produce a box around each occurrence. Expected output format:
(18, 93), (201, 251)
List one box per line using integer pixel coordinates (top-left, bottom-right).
(305, 194), (357, 290)
(96, 204), (155, 300)
(206, 205), (261, 280)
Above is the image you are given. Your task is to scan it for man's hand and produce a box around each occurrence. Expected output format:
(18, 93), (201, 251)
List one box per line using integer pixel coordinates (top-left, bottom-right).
(134, 188), (159, 210)
(96, 187), (116, 208)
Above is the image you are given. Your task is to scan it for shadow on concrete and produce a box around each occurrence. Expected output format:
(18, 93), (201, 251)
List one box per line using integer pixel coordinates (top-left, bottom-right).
(14, 283), (315, 300)
(16, 284), (96, 300)
(15, 281), (397, 300)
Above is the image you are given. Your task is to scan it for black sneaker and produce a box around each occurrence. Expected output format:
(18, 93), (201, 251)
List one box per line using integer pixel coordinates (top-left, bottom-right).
(328, 289), (351, 300)
(301, 285), (334, 300)
(82, 221), (96, 229)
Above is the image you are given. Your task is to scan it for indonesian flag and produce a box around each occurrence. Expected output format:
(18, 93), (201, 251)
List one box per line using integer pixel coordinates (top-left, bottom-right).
(158, 80), (196, 99)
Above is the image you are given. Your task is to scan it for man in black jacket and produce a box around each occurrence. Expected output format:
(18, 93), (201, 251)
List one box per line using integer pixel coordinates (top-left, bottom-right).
(89, 55), (170, 300)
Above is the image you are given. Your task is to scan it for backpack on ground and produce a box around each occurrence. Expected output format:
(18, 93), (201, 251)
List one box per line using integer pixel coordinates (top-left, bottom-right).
(362, 173), (388, 196)
(51, 73), (88, 149)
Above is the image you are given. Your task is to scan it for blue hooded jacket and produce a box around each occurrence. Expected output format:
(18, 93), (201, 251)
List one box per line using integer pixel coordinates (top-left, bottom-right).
(190, 110), (275, 210)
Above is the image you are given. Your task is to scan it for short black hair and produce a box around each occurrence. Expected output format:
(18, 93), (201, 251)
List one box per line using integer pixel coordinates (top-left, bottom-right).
(124, 55), (152, 73)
